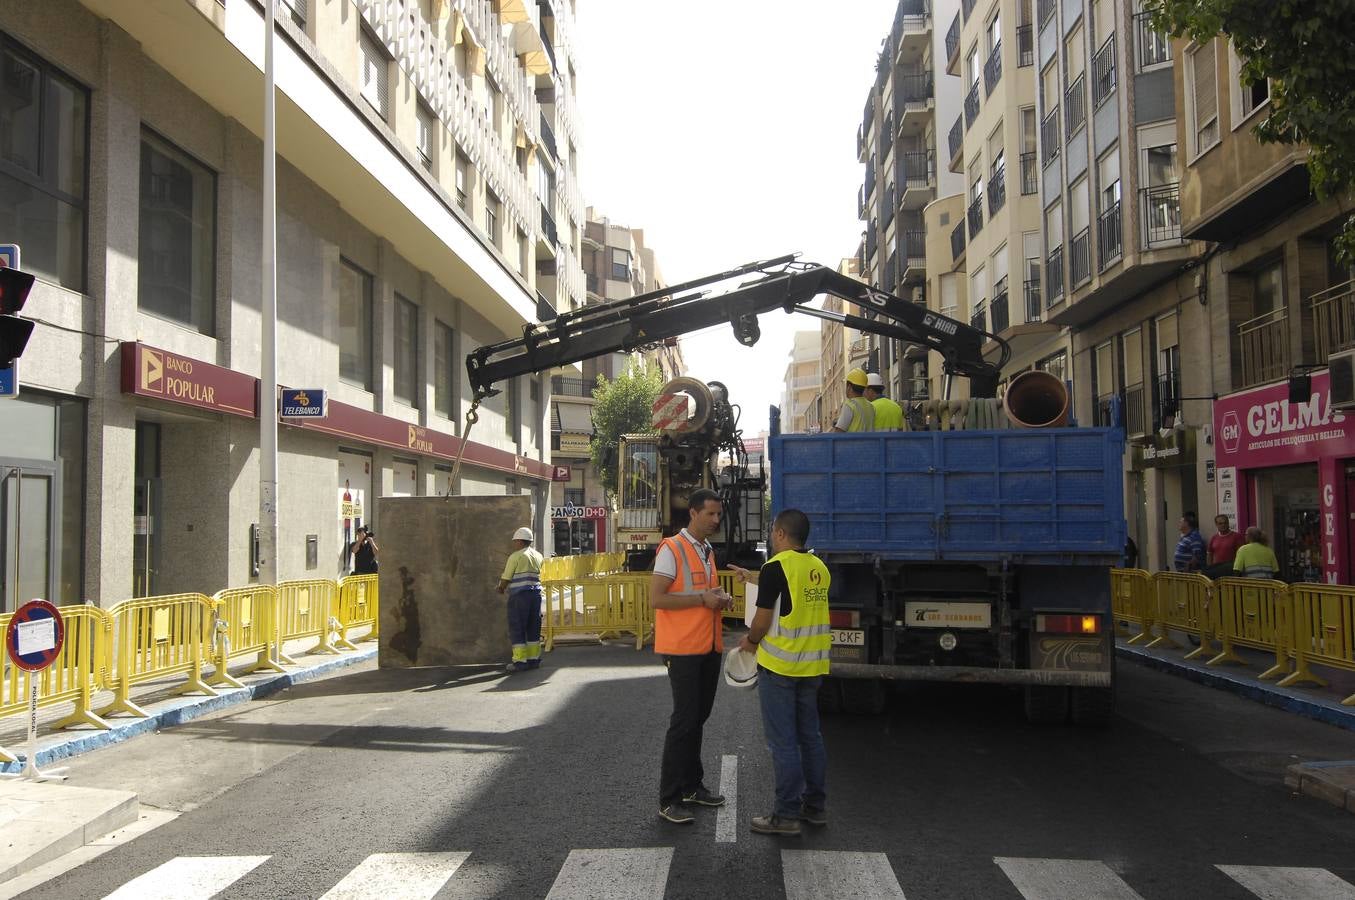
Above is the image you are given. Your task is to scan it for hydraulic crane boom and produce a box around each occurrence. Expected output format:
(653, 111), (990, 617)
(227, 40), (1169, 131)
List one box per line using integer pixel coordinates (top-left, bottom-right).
(466, 256), (1009, 400)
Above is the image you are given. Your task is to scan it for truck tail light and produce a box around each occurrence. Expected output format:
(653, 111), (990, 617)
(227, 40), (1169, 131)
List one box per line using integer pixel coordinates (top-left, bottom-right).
(829, 609), (860, 628)
(1036, 613), (1100, 634)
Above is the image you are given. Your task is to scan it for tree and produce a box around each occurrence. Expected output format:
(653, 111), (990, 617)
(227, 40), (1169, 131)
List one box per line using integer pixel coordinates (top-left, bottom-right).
(589, 363), (664, 495)
(1145, 0), (1355, 261)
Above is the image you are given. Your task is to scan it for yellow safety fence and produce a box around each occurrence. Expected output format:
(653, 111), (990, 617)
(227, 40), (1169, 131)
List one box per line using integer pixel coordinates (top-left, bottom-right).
(1113, 569), (1355, 705)
(540, 552), (627, 583)
(0, 578), (379, 741)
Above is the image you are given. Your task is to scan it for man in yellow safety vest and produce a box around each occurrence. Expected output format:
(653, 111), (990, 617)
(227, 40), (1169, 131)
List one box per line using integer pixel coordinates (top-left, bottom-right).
(831, 368), (875, 432)
(865, 372), (905, 431)
(730, 508), (831, 836)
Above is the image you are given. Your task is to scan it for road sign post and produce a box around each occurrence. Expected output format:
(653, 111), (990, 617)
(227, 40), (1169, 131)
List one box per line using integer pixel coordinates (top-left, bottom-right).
(2, 600), (69, 782)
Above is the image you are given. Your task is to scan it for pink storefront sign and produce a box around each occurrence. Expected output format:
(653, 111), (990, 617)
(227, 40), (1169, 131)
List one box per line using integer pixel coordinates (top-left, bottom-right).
(1213, 373), (1355, 468)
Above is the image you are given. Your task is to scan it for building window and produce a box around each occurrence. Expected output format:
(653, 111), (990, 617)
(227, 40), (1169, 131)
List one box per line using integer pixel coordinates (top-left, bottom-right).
(518, 227), (529, 276)
(1230, 46), (1271, 124)
(1187, 40), (1219, 157)
(394, 295), (419, 407)
(487, 76), (503, 138)
(138, 129), (216, 334)
(359, 29), (389, 120)
(1037, 350), (1068, 383)
(279, 0), (306, 27)
(338, 259), (374, 390)
(611, 247), (631, 280)
(1133, 3), (1170, 70)
(416, 102), (435, 172)
(455, 150), (472, 212)
(485, 190), (501, 247)
(0, 37), (89, 290)
(434, 320), (455, 418)
(1093, 339), (1117, 425)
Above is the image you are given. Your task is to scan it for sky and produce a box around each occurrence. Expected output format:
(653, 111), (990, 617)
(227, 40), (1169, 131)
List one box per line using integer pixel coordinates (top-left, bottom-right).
(573, 0), (900, 436)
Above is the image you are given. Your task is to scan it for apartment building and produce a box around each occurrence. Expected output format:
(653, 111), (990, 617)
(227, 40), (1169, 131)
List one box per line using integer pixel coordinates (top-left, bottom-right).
(816, 257), (864, 428)
(549, 208), (680, 553)
(857, 0), (964, 402)
(0, 0), (584, 607)
(782, 330), (823, 433)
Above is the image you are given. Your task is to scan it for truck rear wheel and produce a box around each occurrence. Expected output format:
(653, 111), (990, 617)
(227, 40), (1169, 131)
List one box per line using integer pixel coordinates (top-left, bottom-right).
(840, 679), (887, 716)
(1070, 686), (1115, 727)
(1023, 685), (1069, 725)
(816, 677), (843, 715)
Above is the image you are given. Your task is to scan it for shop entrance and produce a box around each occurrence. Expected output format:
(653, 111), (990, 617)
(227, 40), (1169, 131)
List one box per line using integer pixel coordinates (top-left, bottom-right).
(0, 462), (60, 612)
(1252, 463), (1321, 582)
(132, 422), (163, 598)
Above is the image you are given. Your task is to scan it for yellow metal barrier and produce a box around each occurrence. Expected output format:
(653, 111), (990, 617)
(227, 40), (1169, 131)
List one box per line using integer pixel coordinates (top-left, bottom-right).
(1151, 573), (1215, 659)
(1110, 568), (1155, 642)
(100, 593), (218, 719)
(0, 605), (114, 758)
(1284, 584), (1355, 703)
(1208, 578), (1291, 679)
(274, 579), (340, 662)
(334, 575), (379, 650)
(543, 575), (649, 650)
(210, 586), (285, 688)
(717, 571), (748, 622)
(542, 552), (630, 583)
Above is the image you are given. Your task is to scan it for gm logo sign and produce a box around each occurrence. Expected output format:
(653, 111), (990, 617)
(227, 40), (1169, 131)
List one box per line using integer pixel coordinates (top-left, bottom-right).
(1220, 411), (1241, 453)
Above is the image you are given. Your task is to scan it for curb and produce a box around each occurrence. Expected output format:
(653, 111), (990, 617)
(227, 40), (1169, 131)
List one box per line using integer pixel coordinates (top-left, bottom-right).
(1116, 642), (1355, 733)
(1285, 761), (1355, 814)
(0, 647), (376, 773)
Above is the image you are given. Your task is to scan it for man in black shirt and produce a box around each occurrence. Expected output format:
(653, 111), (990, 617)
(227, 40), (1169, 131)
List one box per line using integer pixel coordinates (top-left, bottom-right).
(351, 526), (379, 575)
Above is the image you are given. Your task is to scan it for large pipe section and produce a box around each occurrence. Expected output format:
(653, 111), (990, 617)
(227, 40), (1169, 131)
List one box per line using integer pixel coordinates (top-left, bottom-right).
(1004, 370), (1069, 428)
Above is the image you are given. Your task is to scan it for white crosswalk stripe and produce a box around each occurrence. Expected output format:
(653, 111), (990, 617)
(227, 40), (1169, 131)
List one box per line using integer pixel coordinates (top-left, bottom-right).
(715, 754), (739, 843)
(994, 857), (1145, 900)
(782, 850), (907, 900)
(101, 855), (270, 900)
(320, 852), (470, 899)
(544, 847), (674, 899)
(1218, 865), (1355, 900)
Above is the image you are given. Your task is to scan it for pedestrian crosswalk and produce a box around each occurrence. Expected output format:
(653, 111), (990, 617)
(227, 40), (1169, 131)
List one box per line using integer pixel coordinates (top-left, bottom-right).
(90, 850), (1355, 899)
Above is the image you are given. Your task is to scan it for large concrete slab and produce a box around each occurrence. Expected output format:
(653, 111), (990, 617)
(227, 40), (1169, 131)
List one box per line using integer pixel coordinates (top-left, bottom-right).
(0, 781), (138, 884)
(376, 495), (529, 668)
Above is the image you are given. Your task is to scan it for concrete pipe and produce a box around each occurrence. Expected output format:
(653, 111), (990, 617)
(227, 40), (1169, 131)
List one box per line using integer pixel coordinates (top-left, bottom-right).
(1004, 370), (1069, 428)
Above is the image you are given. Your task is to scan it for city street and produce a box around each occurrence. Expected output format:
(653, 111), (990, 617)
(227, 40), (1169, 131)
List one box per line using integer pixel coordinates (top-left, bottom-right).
(12, 639), (1355, 900)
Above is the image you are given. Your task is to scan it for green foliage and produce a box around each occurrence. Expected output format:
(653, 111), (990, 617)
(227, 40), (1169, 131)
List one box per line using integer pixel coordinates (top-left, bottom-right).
(1144, 0), (1355, 261)
(589, 363), (664, 496)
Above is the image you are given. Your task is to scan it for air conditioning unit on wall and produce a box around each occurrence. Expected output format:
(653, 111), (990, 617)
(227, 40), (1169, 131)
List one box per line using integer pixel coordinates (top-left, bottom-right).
(1330, 347), (1355, 410)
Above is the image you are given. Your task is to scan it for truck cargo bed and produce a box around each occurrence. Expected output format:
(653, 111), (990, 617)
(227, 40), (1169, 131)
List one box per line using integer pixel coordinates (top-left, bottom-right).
(770, 428), (1125, 564)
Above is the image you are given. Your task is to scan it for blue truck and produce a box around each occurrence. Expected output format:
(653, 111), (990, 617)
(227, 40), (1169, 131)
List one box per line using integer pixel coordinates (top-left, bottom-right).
(769, 414), (1126, 724)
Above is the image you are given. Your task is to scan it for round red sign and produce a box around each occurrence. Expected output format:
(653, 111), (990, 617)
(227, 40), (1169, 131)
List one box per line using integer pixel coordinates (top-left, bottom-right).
(5, 600), (65, 672)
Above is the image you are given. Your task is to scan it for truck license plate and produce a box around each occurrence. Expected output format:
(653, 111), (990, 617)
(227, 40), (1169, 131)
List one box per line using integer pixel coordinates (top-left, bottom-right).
(904, 601), (991, 629)
(831, 629), (865, 646)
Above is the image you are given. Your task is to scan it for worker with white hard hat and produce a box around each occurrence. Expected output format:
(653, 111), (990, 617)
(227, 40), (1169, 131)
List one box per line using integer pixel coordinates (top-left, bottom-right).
(865, 372), (905, 431)
(497, 526), (545, 673)
(832, 368), (875, 433)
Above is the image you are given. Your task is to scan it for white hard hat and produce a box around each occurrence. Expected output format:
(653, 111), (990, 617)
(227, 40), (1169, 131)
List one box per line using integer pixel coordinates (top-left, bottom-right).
(513, 527), (534, 542)
(866, 372), (885, 388)
(723, 647), (758, 690)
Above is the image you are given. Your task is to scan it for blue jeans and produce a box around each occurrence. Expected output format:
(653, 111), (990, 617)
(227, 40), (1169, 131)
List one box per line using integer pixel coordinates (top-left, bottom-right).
(757, 666), (827, 818)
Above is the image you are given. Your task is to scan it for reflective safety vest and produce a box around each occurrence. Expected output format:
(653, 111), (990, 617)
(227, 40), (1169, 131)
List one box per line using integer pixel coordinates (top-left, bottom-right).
(505, 547), (544, 595)
(871, 396), (905, 431)
(654, 532), (723, 655)
(757, 549), (831, 677)
(843, 397), (875, 432)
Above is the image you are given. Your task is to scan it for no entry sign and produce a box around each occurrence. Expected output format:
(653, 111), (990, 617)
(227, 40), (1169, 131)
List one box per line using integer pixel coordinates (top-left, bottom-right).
(6, 600), (64, 672)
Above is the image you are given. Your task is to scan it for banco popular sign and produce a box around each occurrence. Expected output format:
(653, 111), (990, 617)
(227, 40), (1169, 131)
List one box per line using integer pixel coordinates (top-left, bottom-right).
(1213, 372), (1355, 468)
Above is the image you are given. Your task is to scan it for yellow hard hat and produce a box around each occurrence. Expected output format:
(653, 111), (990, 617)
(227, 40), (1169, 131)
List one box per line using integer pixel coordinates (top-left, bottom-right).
(846, 368), (868, 388)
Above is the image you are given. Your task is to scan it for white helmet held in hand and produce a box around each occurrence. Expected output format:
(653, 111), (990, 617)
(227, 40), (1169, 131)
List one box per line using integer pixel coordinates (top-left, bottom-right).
(513, 527), (534, 542)
(723, 646), (758, 690)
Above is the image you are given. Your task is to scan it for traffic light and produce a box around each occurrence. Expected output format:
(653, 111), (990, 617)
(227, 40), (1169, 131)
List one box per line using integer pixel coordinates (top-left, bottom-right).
(0, 267), (36, 368)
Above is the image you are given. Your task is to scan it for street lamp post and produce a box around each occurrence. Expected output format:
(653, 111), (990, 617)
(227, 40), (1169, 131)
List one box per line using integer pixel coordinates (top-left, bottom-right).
(260, 0), (280, 661)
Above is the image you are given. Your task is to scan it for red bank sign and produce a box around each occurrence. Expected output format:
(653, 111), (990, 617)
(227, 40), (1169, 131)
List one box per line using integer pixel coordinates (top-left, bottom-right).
(1213, 372), (1355, 468)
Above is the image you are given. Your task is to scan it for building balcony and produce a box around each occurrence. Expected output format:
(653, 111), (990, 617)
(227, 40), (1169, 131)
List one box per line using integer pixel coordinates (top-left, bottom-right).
(857, 122), (868, 162)
(987, 166), (1007, 217)
(1311, 279), (1355, 363)
(896, 73), (935, 134)
(539, 201), (559, 249)
(1064, 75), (1086, 137)
(962, 0), (977, 22)
(536, 290), (556, 322)
(946, 13), (962, 75)
(1155, 372), (1181, 432)
(948, 114), (965, 172)
(1020, 152), (1038, 194)
(1097, 201), (1122, 270)
(1092, 35), (1116, 108)
(951, 220), (966, 262)
(1142, 183), (1182, 246)
(901, 230), (927, 283)
(983, 42), (1002, 97)
(902, 376), (931, 401)
(1041, 106), (1060, 166)
(1017, 25), (1034, 67)
(1046, 245), (1064, 306)
(1038, 0), (1056, 25)
(970, 302), (986, 332)
(967, 195), (984, 239)
(990, 279), (1010, 334)
(539, 111), (558, 160)
(894, 0), (933, 64)
(1124, 383), (1147, 436)
(551, 375), (593, 397)
(1094, 393), (1122, 428)
(1239, 308), (1290, 389)
(1024, 277), (1042, 323)
(901, 151), (937, 208)
(1070, 227), (1091, 287)
(1134, 13), (1172, 70)
(964, 82), (981, 129)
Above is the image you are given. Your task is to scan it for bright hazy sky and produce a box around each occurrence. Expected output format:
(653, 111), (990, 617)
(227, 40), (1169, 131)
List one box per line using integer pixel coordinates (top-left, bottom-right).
(574, 0), (899, 436)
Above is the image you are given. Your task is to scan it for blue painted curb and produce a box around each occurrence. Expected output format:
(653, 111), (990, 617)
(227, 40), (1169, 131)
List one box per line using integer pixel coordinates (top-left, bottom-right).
(1117, 643), (1355, 733)
(0, 647), (376, 773)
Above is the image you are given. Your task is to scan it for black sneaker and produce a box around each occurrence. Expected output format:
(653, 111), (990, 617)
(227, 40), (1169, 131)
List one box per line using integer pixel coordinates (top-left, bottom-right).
(682, 786), (726, 807)
(658, 804), (695, 824)
(800, 805), (828, 826)
(750, 814), (801, 836)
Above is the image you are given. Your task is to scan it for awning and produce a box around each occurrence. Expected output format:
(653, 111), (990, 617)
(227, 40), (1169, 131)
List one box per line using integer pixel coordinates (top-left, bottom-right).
(557, 402), (593, 433)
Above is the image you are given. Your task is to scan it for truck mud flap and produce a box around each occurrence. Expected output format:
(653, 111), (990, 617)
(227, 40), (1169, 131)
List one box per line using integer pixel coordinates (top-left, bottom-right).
(830, 663), (1112, 688)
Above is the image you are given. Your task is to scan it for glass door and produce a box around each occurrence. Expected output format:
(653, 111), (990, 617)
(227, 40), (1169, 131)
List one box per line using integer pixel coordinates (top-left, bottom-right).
(133, 423), (163, 598)
(0, 462), (60, 611)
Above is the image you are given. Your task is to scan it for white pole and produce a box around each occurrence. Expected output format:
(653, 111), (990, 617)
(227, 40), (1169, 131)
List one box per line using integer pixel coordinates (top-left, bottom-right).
(260, 0), (280, 660)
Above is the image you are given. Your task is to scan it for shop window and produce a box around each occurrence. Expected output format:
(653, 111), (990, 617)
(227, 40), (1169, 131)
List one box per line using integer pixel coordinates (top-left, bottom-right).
(394, 295), (419, 407)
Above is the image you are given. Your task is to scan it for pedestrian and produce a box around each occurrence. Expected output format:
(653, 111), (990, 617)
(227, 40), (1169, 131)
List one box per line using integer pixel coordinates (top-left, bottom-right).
(1233, 527), (1280, 580)
(865, 372), (905, 431)
(651, 488), (733, 824)
(831, 368), (875, 433)
(1124, 535), (1139, 569)
(496, 526), (544, 673)
(350, 526), (379, 575)
(1205, 514), (1246, 578)
(1172, 512), (1204, 573)
(729, 508), (831, 836)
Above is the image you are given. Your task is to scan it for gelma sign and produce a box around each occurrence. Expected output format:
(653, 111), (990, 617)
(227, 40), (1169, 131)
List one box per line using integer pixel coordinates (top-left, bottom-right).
(1213, 372), (1355, 469)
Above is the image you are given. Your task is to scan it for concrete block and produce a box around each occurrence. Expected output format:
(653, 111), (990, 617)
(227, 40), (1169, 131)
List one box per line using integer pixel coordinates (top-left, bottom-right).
(376, 495), (530, 668)
(1300, 774), (1349, 809)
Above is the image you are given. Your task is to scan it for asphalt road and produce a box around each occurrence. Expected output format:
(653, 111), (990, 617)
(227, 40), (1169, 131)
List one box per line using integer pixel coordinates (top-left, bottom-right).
(15, 639), (1355, 899)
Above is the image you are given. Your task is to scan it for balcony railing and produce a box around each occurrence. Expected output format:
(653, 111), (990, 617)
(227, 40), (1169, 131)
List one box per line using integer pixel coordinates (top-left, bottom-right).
(904, 229), (926, 260)
(866, 227), (878, 261)
(964, 81), (981, 128)
(1311, 279), (1355, 362)
(1070, 227), (1090, 286)
(857, 123), (867, 160)
(1020, 152), (1038, 194)
(1155, 372), (1181, 431)
(1041, 106), (1060, 165)
(1094, 393), (1121, 427)
(858, 184), (867, 219)
(948, 114), (964, 161)
(1046, 245), (1064, 305)
(865, 160), (876, 198)
(962, 0), (977, 22)
(536, 290), (556, 322)
(1024, 276), (1042, 322)
(1093, 35), (1116, 108)
(898, 72), (934, 107)
(970, 303), (986, 332)
(551, 375), (592, 397)
(896, 0), (931, 31)
(1239, 308), (1290, 388)
(585, 272), (599, 295)
(1142, 183), (1182, 245)
(988, 166), (1007, 216)
(1097, 201), (1122, 269)
(883, 185), (896, 228)
(990, 278), (1010, 333)
(883, 111), (895, 141)
(967, 195), (984, 239)
(1134, 12), (1171, 70)
(1124, 383), (1147, 435)
(1017, 25), (1034, 66)
(903, 150), (935, 186)
(540, 202), (559, 246)
(539, 111), (558, 160)
(946, 14), (961, 64)
(984, 42), (1003, 96)
(951, 220), (966, 260)
(902, 376), (931, 401)
(1065, 74), (1086, 137)
(1038, 0), (1055, 26)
